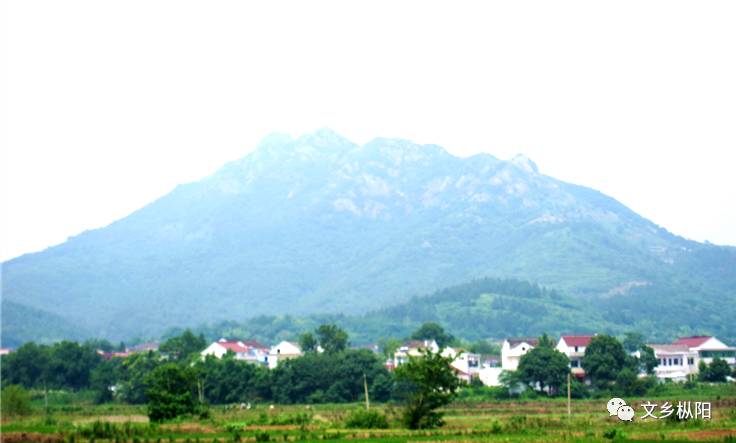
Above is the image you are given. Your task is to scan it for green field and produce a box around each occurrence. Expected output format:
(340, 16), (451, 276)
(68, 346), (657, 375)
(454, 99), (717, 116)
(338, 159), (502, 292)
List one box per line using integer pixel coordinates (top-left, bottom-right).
(3, 388), (736, 443)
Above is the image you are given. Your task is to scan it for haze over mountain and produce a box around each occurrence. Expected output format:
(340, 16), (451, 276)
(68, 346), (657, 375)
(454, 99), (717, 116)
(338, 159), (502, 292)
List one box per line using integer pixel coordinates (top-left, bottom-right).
(3, 129), (735, 345)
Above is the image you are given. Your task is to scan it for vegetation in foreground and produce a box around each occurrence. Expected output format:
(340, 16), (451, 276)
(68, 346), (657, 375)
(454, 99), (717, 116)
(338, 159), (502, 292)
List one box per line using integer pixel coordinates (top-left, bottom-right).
(3, 324), (736, 442)
(2, 392), (736, 443)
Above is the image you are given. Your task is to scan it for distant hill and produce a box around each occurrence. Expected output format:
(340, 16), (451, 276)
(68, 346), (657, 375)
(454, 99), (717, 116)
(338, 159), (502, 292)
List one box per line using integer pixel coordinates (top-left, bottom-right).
(1, 300), (90, 348)
(191, 277), (733, 346)
(3, 129), (735, 344)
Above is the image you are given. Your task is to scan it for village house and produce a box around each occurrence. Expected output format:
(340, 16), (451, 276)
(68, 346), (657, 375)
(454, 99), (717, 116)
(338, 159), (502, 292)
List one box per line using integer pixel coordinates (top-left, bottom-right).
(387, 339), (440, 369)
(640, 344), (697, 382)
(477, 337), (538, 387)
(267, 341), (303, 369)
(442, 347), (482, 383)
(501, 337), (539, 371)
(641, 335), (736, 382)
(200, 338), (269, 365)
(555, 335), (595, 378)
(674, 336), (736, 368)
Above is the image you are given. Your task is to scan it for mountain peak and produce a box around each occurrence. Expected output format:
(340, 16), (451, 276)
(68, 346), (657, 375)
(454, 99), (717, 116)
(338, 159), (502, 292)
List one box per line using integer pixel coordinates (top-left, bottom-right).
(510, 154), (539, 174)
(296, 128), (356, 150)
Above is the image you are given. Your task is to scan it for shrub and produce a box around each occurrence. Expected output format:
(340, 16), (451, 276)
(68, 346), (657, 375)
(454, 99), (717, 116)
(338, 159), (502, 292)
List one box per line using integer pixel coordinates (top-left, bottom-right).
(1, 385), (32, 416)
(344, 409), (389, 429)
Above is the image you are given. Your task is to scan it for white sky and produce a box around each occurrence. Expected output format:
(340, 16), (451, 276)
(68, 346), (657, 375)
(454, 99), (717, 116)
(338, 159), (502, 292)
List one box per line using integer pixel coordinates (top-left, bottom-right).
(3, 1), (736, 261)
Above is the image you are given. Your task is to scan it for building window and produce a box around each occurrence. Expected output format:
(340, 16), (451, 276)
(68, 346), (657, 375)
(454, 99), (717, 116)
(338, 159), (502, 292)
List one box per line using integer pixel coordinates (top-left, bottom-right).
(688, 358), (694, 365)
(571, 360), (579, 368)
(574, 346), (579, 352)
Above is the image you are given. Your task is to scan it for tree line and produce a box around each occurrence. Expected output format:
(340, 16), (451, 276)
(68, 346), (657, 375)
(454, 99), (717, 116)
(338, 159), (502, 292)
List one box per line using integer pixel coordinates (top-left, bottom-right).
(2, 323), (733, 423)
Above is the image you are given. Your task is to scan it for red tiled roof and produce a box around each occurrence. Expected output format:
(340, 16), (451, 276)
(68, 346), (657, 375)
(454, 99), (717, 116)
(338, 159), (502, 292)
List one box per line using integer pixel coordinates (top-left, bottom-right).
(240, 339), (268, 351)
(673, 336), (712, 347)
(218, 341), (249, 353)
(561, 335), (594, 347)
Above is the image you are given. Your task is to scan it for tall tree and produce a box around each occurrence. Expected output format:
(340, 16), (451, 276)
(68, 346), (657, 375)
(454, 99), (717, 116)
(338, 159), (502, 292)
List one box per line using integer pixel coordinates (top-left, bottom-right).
(638, 345), (658, 375)
(145, 363), (197, 422)
(159, 329), (206, 362)
(581, 335), (629, 389)
(517, 336), (570, 394)
(393, 349), (460, 429)
(622, 332), (645, 353)
(315, 324), (348, 354)
(0, 342), (50, 388)
(47, 341), (102, 390)
(299, 332), (318, 353)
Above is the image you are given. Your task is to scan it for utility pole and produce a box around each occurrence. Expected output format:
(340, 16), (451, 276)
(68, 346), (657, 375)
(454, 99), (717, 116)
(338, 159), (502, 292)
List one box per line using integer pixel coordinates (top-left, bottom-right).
(567, 372), (571, 419)
(363, 373), (370, 410)
(198, 379), (204, 403)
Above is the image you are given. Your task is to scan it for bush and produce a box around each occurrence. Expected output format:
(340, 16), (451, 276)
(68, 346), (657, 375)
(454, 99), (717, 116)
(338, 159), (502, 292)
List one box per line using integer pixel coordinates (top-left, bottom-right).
(145, 364), (197, 422)
(1, 385), (32, 416)
(344, 409), (390, 429)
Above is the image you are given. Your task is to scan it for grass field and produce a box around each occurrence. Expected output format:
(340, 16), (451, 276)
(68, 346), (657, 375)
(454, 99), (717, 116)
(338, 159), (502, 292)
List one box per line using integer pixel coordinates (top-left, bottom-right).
(2, 388), (736, 443)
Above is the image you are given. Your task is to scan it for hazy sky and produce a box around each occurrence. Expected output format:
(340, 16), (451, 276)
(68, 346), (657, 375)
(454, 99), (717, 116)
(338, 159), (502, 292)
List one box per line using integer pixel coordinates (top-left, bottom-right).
(3, 1), (736, 261)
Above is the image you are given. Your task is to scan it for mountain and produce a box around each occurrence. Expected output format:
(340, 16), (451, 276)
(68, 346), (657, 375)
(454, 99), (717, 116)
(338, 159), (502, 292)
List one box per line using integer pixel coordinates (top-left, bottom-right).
(3, 129), (735, 344)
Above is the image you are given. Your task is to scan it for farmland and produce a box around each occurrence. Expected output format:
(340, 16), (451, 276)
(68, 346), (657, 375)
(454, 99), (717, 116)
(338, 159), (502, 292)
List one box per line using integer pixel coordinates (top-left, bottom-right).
(3, 388), (736, 443)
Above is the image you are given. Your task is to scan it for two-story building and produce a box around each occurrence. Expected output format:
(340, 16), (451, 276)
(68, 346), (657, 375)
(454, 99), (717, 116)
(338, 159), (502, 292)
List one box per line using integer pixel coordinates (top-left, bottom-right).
(442, 347), (481, 382)
(643, 344), (698, 382)
(500, 337), (539, 371)
(556, 335), (595, 378)
(388, 339), (440, 369)
(674, 336), (736, 368)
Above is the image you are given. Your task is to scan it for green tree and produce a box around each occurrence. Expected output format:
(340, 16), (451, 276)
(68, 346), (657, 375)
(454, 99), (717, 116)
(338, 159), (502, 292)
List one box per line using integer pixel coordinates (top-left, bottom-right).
(615, 368), (655, 396)
(315, 324), (348, 354)
(638, 345), (658, 375)
(516, 336), (570, 394)
(410, 322), (454, 348)
(196, 354), (271, 404)
(90, 358), (123, 403)
(622, 332), (645, 353)
(0, 342), (50, 388)
(47, 341), (102, 390)
(270, 349), (389, 404)
(378, 337), (402, 358)
(1, 385), (32, 416)
(299, 332), (318, 353)
(699, 358), (731, 382)
(581, 335), (629, 389)
(118, 351), (162, 404)
(145, 363), (198, 422)
(159, 329), (206, 362)
(393, 349), (460, 429)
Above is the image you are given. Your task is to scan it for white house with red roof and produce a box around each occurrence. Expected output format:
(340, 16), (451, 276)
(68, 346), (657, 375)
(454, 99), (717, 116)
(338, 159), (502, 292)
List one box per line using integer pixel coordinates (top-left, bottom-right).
(201, 338), (269, 365)
(673, 336), (735, 368)
(556, 335), (595, 377)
